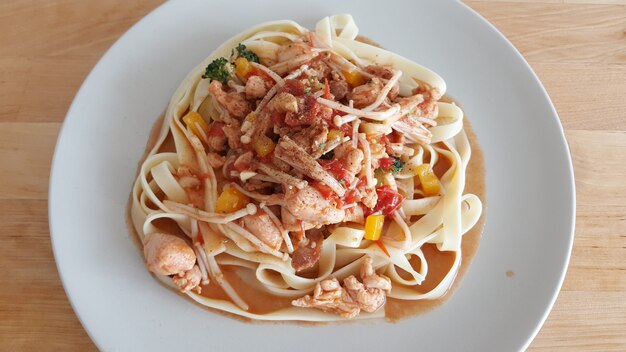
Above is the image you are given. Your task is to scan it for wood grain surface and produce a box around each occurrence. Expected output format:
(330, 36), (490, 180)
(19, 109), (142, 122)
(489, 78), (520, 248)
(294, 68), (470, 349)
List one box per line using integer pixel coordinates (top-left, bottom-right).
(0, 0), (624, 350)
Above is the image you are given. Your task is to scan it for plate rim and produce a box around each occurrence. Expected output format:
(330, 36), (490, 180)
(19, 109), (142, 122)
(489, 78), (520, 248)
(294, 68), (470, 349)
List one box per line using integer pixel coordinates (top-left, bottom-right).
(457, 1), (576, 349)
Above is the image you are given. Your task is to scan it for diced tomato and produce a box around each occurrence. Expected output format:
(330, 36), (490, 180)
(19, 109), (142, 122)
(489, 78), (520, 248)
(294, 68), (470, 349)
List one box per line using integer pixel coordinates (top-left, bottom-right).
(378, 157), (396, 172)
(389, 131), (403, 144)
(304, 95), (322, 118)
(208, 121), (225, 137)
(342, 177), (365, 204)
(344, 189), (359, 204)
(365, 186), (405, 217)
(311, 181), (334, 199)
(319, 159), (352, 186)
(279, 79), (306, 96)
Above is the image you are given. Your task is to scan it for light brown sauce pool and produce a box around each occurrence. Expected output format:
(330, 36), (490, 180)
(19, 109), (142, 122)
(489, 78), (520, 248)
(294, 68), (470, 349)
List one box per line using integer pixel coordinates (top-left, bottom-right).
(127, 94), (486, 323)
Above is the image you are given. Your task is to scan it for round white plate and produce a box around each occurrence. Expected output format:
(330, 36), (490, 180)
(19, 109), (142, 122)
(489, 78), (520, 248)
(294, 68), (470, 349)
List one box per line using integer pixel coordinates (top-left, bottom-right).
(49, 0), (575, 350)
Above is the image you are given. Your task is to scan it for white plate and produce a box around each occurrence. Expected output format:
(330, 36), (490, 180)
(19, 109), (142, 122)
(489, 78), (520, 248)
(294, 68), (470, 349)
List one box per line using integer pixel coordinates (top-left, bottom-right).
(49, 0), (575, 350)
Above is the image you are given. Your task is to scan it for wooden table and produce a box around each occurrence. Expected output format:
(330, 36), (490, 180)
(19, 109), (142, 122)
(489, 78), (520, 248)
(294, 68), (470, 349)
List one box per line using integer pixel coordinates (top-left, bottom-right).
(1, 0), (624, 350)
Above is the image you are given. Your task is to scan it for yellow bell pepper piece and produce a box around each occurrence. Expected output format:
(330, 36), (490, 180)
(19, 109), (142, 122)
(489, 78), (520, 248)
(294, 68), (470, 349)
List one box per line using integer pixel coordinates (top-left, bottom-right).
(253, 135), (275, 158)
(327, 129), (344, 141)
(182, 111), (210, 143)
(341, 70), (368, 87)
(364, 215), (385, 241)
(215, 187), (250, 213)
(415, 163), (441, 196)
(235, 57), (253, 79)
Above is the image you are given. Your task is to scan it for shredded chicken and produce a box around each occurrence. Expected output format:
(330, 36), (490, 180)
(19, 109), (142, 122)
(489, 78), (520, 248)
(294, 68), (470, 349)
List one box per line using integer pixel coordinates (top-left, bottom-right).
(354, 184), (378, 209)
(242, 212), (284, 250)
(209, 81), (251, 118)
(349, 77), (384, 108)
(413, 85), (442, 119)
(289, 123), (328, 155)
(329, 79), (349, 100)
(143, 232), (203, 294)
(292, 278), (361, 318)
(222, 120), (243, 149)
(348, 256), (391, 312)
(292, 256), (391, 317)
(364, 65), (399, 100)
(266, 92), (299, 113)
(333, 141), (364, 176)
(172, 265), (202, 293)
(176, 167), (204, 208)
(283, 186), (345, 226)
(307, 57), (332, 78)
(245, 75), (271, 99)
(343, 205), (365, 224)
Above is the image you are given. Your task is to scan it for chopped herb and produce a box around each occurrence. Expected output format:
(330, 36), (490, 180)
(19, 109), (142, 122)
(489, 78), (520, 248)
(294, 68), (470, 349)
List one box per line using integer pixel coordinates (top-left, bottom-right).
(304, 87), (312, 95)
(320, 150), (335, 160)
(202, 57), (232, 84)
(390, 156), (405, 173)
(232, 43), (260, 63)
(378, 156), (406, 174)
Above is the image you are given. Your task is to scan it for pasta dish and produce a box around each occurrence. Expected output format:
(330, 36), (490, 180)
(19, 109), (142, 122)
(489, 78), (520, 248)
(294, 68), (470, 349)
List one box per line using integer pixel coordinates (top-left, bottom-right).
(130, 14), (483, 321)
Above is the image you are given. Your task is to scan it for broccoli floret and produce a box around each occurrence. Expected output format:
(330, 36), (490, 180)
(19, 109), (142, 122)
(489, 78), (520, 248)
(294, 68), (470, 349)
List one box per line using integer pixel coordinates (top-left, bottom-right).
(233, 43), (260, 63)
(202, 57), (232, 84)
